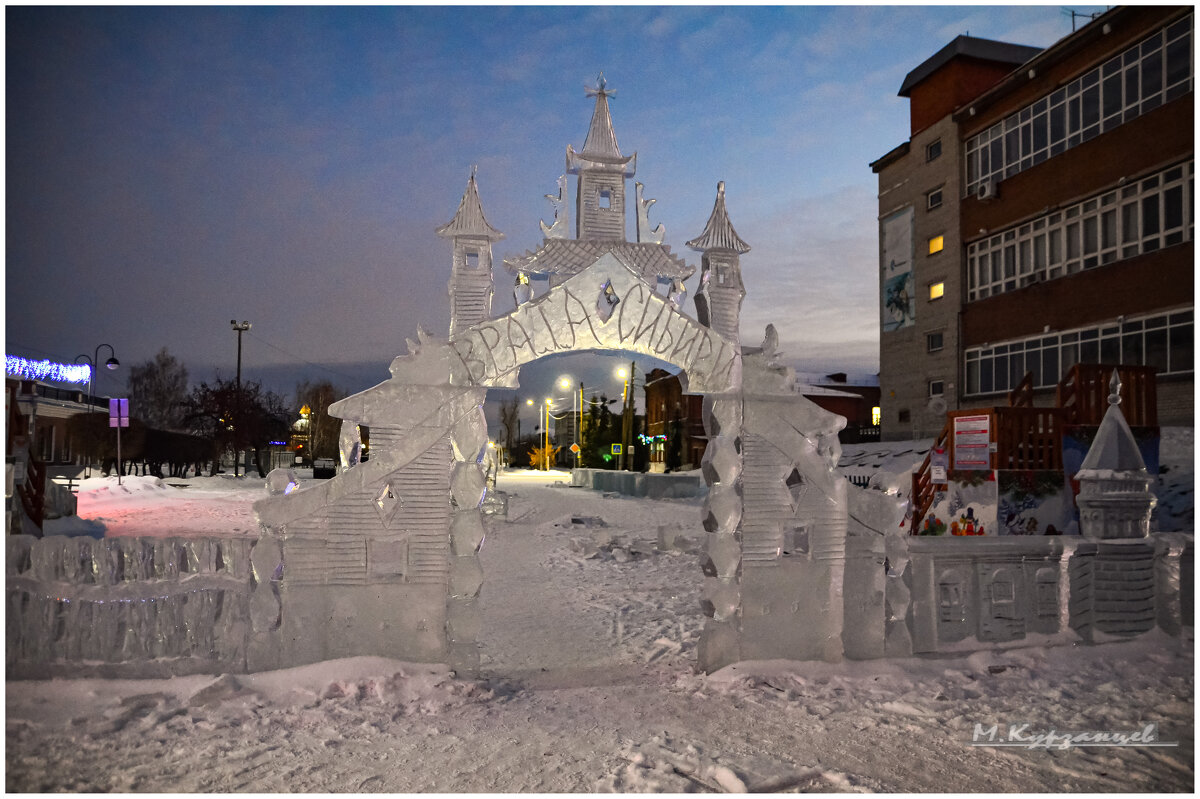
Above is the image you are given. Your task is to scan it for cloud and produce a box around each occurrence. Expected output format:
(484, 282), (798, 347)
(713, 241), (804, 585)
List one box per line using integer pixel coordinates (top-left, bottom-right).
(735, 183), (880, 372)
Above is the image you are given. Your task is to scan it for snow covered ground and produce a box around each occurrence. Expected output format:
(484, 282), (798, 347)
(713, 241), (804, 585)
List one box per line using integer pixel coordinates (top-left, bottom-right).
(8, 437), (1194, 792)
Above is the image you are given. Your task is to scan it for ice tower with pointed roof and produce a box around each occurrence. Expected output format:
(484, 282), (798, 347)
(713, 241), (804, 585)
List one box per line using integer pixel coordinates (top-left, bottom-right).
(503, 76), (694, 292)
(439, 168), (505, 338)
(689, 181), (751, 344)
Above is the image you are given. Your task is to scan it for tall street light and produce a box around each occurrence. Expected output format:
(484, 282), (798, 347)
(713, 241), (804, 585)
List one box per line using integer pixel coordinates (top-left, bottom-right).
(74, 344), (119, 478)
(617, 362), (639, 471)
(231, 320), (251, 478)
(543, 397), (553, 471)
(557, 376), (578, 467)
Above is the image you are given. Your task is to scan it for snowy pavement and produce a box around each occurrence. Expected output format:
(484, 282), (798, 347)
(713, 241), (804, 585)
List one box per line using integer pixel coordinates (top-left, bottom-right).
(7, 466), (1194, 792)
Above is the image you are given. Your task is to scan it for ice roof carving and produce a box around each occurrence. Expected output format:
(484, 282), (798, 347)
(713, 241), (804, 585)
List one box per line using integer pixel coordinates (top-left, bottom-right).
(1078, 370), (1148, 473)
(687, 181), (750, 254)
(567, 74), (636, 176)
(503, 240), (694, 281)
(436, 168), (505, 241)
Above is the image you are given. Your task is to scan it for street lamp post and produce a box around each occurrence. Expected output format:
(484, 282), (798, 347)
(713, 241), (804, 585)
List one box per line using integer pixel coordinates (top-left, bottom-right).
(557, 376), (578, 468)
(74, 344), (119, 478)
(543, 398), (552, 471)
(617, 362), (638, 471)
(231, 320), (251, 478)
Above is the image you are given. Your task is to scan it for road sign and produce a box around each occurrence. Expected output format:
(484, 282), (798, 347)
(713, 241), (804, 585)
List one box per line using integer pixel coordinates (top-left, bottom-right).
(108, 398), (129, 428)
(611, 443), (622, 455)
(569, 443), (581, 454)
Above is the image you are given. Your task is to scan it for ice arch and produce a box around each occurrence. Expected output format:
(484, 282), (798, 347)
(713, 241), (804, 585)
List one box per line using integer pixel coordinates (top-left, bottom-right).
(252, 251), (857, 675)
(448, 251), (739, 394)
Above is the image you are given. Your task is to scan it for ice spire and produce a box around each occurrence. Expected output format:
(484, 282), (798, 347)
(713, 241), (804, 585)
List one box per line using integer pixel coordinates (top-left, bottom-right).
(1078, 370), (1148, 473)
(436, 167), (505, 241)
(580, 73), (624, 161)
(687, 181), (751, 254)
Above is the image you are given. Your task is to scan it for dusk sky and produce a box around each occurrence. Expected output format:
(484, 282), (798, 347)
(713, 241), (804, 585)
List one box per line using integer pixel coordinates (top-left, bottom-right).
(6, 4), (1107, 406)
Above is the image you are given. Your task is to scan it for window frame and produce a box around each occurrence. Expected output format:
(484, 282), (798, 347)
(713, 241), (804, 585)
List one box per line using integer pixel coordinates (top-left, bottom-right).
(963, 15), (1192, 197)
(967, 160), (1192, 301)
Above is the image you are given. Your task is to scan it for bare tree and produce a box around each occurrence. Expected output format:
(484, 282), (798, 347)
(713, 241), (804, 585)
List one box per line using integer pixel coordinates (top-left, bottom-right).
(126, 348), (189, 431)
(295, 380), (343, 461)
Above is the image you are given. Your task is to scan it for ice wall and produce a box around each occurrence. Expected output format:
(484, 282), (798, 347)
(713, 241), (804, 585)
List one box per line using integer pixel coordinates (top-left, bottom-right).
(6, 534), (256, 679)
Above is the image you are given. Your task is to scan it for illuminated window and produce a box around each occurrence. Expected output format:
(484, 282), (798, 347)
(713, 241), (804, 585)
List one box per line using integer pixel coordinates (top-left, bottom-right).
(929, 281), (945, 300)
(928, 235), (945, 255)
(871, 406), (881, 426)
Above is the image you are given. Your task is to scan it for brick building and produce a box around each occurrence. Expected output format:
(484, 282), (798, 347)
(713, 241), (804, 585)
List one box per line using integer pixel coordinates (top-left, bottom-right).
(872, 7), (1193, 439)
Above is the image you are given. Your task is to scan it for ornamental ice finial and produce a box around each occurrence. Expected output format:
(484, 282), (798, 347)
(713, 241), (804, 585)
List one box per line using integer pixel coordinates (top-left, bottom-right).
(586, 72), (613, 98)
(1108, 369), (1122, 405)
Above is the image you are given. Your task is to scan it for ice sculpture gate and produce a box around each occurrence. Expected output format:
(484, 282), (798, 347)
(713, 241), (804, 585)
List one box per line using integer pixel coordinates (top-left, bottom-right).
(252, 79), (853, 674)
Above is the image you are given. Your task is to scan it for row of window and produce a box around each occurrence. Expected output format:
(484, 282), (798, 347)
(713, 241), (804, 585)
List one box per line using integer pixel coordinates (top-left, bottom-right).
(963, 309), (1193, 396)
(965, 14), (1192, 197)
(967, 160), (1194, 301)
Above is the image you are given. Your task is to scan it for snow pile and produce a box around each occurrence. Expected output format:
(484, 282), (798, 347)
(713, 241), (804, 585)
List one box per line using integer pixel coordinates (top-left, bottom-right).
(7, 450), (1191, 792)
(1154, 426), (1194, 531)
(839, 437), (934, 494)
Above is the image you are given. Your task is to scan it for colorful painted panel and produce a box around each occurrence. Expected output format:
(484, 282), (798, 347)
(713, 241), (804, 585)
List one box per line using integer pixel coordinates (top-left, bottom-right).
(918, 470), (998, 536)
(997, 470), (1074, 536)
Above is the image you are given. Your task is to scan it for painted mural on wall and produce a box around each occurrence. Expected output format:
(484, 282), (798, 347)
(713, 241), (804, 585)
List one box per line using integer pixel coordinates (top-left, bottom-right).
(880, 207), (915, 332)
(919, 469), (997, 536)
(996, 470), (1074, 536)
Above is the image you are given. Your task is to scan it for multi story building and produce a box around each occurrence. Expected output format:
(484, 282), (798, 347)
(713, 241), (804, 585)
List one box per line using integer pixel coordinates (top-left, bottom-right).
(872, 6), (1193, 439)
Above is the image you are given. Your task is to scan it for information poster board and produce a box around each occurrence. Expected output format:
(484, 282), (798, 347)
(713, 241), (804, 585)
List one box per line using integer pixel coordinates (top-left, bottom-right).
(953, 414), (991, 471)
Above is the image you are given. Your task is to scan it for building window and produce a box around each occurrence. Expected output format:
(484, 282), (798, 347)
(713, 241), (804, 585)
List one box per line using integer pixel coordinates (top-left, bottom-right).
(929, 281), (945, 300)
(927, 331), (945, 352)
(599, 189), (612, 209)
(928, 235), (945, 255)
(967, 160), (1193, 301)
(898, 409), (911, 424)
(964, 307), (1194, 396)
(965, 14), (1193, 196)
(465, 251), (480, 269)
(926, 139), (942, 162)
(929, 379), (945, 397)
(927, 187), (943, 210)
(871, 406), (881, 426)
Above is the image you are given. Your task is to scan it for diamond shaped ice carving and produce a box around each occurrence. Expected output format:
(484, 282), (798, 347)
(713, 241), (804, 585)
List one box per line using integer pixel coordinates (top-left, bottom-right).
(374, 483), (404, 528)
(785, 467), (807, 514)
(596, 280), (620, 323)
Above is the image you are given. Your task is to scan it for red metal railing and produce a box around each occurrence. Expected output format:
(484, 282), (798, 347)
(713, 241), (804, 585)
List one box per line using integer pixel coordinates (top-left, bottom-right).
(1056, 363), (1158, 427)
(909, 420), (950, 534)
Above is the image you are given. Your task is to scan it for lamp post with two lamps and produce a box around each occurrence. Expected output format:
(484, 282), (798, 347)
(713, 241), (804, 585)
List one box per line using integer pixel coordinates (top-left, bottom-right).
(74, 344), (120, 478)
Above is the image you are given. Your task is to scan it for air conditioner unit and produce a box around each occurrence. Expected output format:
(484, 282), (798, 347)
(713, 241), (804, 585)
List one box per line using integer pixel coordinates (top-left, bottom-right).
(977, 179), (998, 201)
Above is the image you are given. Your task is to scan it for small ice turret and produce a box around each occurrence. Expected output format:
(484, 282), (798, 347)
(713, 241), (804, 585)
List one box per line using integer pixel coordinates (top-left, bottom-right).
(566, 74), (636, 242)
(438, 168), (505, 338)
(1075, 370), (1157, 539)
(688, 181), (750, 344)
